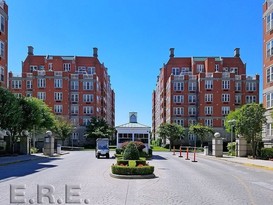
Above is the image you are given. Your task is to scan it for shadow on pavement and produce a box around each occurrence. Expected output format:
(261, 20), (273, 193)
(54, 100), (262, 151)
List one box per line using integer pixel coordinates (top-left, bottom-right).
(152, 155), (167, 160)
(0, 156), (63, 181)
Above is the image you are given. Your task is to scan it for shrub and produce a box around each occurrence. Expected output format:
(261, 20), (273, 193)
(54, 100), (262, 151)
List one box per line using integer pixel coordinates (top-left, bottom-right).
(261, 148), (273, 160)
(111, 165), (154, 175)
(116, 148), (123, 154)
(123, 142), (140, 160)
(121, 141), (145, 152)
(227, 142), (236, 156)
(148, 148), (153, 156)
(30, 147), (38, 154)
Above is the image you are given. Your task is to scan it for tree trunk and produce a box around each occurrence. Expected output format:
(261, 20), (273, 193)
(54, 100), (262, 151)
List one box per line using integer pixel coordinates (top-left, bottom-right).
(251, 137), (256, 158)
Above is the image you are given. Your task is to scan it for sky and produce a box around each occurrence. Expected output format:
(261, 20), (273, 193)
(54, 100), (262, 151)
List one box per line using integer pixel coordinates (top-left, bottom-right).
(7, 0), (264, 127)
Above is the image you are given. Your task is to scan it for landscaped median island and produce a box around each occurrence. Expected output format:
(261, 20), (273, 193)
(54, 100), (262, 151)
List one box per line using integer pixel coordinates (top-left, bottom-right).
(110, 141), (155, 179)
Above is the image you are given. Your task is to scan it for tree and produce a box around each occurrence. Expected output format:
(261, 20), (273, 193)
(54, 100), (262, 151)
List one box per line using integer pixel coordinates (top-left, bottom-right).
(189, 124), (214, 147)
(157, 123), (185, 150)
(224, 109), (240, 135)
(53, 116), (74, 145)
(85, 117), (115, 141)
(235, 103), (266, 157)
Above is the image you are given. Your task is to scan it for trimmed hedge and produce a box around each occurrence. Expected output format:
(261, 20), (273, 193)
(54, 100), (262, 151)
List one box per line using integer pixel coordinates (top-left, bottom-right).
(261, 148), (273, 160)
(121, 141), (146, 151)
(116, 148), (123, 154)
(123, 142), (140, 160)
(117, 160), (147, 166)
(111, 165), (154, 175)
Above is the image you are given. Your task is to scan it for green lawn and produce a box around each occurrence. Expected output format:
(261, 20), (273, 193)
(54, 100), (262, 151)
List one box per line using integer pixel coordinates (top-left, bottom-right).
(152, 146), (169, 152)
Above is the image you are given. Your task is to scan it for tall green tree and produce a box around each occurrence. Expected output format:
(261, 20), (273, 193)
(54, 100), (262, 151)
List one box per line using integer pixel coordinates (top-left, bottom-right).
(157, 123), (185, 150)
(85, 117), (115, 141)
(235, 103), (266, 157)
(189, 124), (214, 147)
(53, 116), (74, 145)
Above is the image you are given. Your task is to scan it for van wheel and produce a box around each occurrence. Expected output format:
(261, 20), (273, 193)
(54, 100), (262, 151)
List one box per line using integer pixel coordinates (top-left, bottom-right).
(106, 153), (109, 159)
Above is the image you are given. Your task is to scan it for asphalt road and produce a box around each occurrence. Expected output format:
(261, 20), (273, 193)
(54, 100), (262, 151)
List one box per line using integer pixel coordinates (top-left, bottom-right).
(0, 151), (273, 205)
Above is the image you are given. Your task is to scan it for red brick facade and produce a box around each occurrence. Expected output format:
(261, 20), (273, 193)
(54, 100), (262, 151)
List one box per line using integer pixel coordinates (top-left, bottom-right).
(9, 47), (115, 145)
(0, 1), (8, 88)
(152, 48), (259, 145)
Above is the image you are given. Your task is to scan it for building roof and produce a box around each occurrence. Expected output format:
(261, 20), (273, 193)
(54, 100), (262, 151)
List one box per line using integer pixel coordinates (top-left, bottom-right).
(116, 122), (151, 128)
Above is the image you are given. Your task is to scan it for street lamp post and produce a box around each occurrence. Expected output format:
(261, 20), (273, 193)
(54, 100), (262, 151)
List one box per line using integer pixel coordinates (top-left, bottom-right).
(228, 119), (236, 142)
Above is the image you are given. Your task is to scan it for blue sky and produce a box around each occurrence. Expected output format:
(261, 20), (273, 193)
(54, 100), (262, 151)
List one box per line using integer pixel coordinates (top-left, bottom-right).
(7, 0), (264, 126)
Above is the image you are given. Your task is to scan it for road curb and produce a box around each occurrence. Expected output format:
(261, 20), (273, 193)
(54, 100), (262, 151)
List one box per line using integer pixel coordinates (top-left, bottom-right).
(109, 173), (157, 179)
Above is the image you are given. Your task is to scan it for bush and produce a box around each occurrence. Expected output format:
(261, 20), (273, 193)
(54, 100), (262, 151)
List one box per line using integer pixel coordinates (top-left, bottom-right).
(227, 142), (236, 156)
(261, 148), (273, 160)
(123, 142), (140, 160)
(148, 148), (153, 156)
(117, 159), (147, 166)
(30, 147), (38, 154)
(116, 148), (123, 154)
(121, 141), (145, 152)
(111, 165), (154, 175)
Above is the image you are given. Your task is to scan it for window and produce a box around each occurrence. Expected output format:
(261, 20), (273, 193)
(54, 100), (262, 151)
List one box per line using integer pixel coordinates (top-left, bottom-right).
(174, 119), (184, 126)
(205, 106), (213, 115)
(83, 118), (90, 126)
(72, 132), (79, 140)
(54, 105), (63, 113)
(87, 67), (96, 74)
(188, 82), (196, 91)
(71, 94), (79, 102)
(0, 41), (4, 58)
(267, 39), (273, 57)
(172, 67), (180, 75)
(230, 67), (238, 74)
(174, 107), (184, 115)
(12, 80), (22, 89)
(205, 80), (213, 89)
(26, 80), (32, 89)
(0, 67), (4, 81)
(266, 93), (273, 108)
(48, 63), (53, 71)
(235, 82), (241, 91)
(188, 95), (196, 103)
(246, 96), (256, 104)
(71, 105), (79, 114)
(63, 63), (71, 71)
(70, 81), (79, 90)
(205, 119), (213, 127)
(205, 94), (213, 102)
(30, 65), (37, 72)
(174, 82), (183, 91)
(235, 95), (241, 104)
(188, 107), (196, 115)
(188, 119), (196, 125)
(222, 106), (230, 115)
(266, 12), (273, 32)
(173, 95), (184, 103)
(83, 94), (93, 102)
(14, 93), (22, 98)
(83, 81), (93, 90)
(54, 92), (63, 101)
(83, 106), (93, 114)
(197, 64), (204, 73)
(246, 82), (256, 91)
(37, 92), (46, 100)
(26, 93), (32, 97)
(37, 79), (46, 88)
(222, 94), (230, 102)
(0, 15), (4, 32)
(54, 79), (62, 88)
(222, 80), (230, 89)
(215, 64), (219, 72)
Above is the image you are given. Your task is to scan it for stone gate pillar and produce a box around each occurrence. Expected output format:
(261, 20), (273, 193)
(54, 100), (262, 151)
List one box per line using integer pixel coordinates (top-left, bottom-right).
(212, 132), (223, 157)
(236, 136), (247, 157)
(43, 131), (54, 156)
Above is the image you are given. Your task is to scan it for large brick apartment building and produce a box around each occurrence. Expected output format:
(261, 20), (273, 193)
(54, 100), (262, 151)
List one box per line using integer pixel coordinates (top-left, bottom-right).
(9, 46), (115, 146)
(0, 0), (8, 88)
(152, 48), (259, 146)
(263, 0), (273, 148)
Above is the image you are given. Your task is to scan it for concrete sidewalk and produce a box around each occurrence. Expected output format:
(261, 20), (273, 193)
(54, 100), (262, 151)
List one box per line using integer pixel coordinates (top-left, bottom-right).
(198, 153), (273, 171)
(0, 151), (69, 166)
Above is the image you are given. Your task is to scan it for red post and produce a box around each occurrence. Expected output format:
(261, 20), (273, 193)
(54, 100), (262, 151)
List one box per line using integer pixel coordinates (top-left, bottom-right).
(192, 147), (198, 162)
(185, 147), (190, 160)
(173, 146), (176, 155)
(178, 146), (183, 157)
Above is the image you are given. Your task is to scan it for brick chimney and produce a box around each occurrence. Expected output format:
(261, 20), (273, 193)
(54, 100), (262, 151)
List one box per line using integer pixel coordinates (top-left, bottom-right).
(93, 47), (98, 58)
(169, 48), (175, 58)
(28, 46), (34, 55)
(234, 48), (240, 57)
